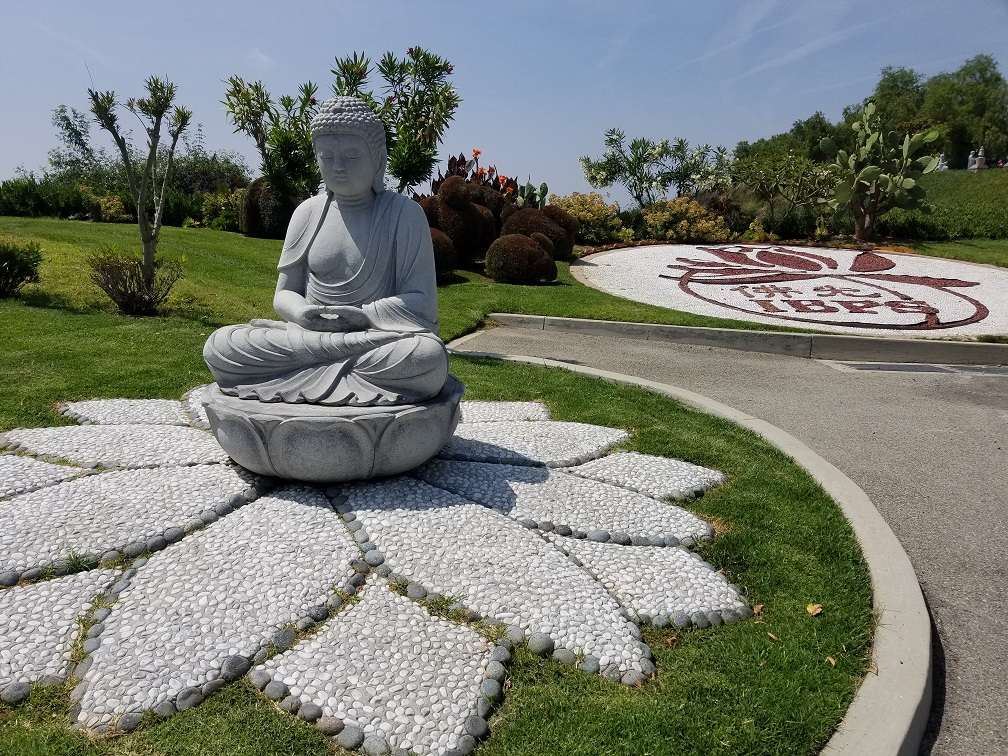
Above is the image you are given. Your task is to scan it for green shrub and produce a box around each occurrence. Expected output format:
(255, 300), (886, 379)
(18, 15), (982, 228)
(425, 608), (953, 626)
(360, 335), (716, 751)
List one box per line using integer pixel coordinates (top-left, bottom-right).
(485, 234), (557, 283)
(739, 218), (779, 242)
(0, 175), (48, 216)
(641, 197), (732, 242)
(876, 169), (1008, 239)
(0, 236), (43, 297)
(547, 192), (620, 245)
(202, 189), (245, 232)
(87, 247), (183, 316)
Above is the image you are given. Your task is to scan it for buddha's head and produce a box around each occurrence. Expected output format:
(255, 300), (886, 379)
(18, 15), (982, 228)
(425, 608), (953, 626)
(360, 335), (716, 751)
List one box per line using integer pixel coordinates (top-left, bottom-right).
(310, 97), (387, 198)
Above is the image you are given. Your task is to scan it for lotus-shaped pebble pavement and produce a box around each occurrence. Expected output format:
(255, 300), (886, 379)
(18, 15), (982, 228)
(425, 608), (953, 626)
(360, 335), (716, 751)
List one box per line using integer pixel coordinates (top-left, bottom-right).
(0, 385), (750, 756)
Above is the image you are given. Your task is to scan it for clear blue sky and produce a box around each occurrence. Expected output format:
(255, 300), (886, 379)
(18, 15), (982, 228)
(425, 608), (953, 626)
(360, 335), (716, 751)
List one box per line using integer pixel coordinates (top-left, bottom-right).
(2, 0), (1006, 204)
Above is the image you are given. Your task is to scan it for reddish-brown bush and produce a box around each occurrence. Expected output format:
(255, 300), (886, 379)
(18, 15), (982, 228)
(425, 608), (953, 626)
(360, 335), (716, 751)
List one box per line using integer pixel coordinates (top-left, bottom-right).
(484, 234), (557, 284)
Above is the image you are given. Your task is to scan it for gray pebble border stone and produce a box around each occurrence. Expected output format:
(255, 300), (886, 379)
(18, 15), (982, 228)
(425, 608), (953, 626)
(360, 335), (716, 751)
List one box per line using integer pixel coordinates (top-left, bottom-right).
(544, 533), (749, 628)
(0, 570), (117, 710)
(0, 424), (229, 469)
(563, 451), (726, 501)
(415, 459), (713, 546)
(73, 488), (361, 732)
(253, 579), (507, 756)
(340, 477), (648, 680)
(0, 465), (268, 586)
(0, 454), (85, 500)
(1, 389), (763, 747)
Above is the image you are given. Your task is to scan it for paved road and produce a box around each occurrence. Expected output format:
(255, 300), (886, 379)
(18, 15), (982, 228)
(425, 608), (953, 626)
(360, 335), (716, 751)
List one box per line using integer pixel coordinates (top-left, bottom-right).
(454, 326), (1008, 756)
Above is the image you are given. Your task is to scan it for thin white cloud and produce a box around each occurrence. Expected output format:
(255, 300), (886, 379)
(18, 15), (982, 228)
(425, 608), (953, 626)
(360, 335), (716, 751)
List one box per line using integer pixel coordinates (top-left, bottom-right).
(726, 14), (892, 83)
(247, 47), (276, 70)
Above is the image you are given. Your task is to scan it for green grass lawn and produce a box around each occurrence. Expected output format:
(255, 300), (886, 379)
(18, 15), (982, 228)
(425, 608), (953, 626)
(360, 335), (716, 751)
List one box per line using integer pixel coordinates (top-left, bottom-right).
(913, 238), (1008, 268)
(0, 216), (800, 346)
(0, 216), (874, 754)
(0, 355), (873, 756)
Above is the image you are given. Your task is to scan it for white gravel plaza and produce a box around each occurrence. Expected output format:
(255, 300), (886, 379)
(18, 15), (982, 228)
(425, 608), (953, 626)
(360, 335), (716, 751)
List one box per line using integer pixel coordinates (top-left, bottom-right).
(577, 243), (1008, 337)
(0, 388), (747, 753)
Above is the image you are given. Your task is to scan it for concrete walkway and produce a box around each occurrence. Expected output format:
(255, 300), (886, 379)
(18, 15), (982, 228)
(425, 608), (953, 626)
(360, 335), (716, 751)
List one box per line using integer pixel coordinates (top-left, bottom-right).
(453, 325), (1008, 756)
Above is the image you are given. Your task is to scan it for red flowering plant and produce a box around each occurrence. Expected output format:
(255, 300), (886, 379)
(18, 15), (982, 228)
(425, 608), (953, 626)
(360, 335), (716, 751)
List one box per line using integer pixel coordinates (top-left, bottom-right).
(429, 149), (520, 196)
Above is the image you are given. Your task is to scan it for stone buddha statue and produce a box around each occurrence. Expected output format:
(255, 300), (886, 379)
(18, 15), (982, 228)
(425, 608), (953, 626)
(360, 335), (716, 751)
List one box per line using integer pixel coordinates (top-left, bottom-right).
(200, 97), (462, 483)
(203, 96), (448, 407)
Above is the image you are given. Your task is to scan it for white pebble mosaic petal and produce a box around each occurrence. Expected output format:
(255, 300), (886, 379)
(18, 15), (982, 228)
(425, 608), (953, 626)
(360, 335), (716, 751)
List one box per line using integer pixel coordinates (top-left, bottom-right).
(75, 488), (359, 728)
(565, 451), (726, 500)
(459, 400), (550, 422)
(0, 466), (257, 575)
(0, 455), (83, 500)
(416, 460), (713, 544)
(181, 385), (211, 430)
(0, 570), (117, 687)
(341, 478), (647, 674)
(439, 421), (628, 467)
(261, 581), (491, 756)
(546, 534), (748, 623)
(60, 399), (189, 426)
(0, 425), (228, 468)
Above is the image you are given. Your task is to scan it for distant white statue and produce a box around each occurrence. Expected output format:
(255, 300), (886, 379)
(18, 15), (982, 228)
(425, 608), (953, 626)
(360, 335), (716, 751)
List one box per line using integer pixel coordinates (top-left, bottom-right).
(967, 150), (977, 170)
(937, 153), (949, 171)
(976, 147), (987, 170)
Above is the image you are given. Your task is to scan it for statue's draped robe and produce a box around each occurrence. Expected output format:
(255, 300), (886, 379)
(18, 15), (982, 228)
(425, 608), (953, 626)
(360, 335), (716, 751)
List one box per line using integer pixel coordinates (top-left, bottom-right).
(203, 191), (448, 406)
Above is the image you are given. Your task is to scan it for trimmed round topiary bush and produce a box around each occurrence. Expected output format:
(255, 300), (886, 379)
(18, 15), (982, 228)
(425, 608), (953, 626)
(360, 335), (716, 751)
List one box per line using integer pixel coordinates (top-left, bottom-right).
(501, 207), (573, 261)
(485, 234), (557, 284)
(258, 181), (296, 240)
(436, 176), (494, 265)
(0, 236), (42, 298)
(240, 178), (296, 240)
(416, 194), (440, 228)
(430, 228), (457, 284)
(240, 177), (267, 238)
(542, 204), (578, 258)
(529, 232), (554, 256)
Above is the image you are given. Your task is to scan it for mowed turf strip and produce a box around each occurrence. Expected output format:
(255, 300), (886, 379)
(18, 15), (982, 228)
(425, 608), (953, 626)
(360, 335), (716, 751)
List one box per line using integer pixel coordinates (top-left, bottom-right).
(0, 216), (871, 754)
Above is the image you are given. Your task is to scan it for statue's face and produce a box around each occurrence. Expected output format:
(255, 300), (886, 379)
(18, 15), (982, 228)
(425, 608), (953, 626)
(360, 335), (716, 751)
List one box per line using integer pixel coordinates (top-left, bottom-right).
(314, 134), (375, 198)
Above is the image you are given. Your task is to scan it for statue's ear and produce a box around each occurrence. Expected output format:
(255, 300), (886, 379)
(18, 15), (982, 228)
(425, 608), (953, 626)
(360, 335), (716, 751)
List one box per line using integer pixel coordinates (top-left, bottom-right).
(373, 153), (388, 193)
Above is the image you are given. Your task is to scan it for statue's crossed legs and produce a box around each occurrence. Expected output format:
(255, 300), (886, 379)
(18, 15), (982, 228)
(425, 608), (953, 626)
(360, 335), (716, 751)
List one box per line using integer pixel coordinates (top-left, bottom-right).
(203, 322), (448, 406)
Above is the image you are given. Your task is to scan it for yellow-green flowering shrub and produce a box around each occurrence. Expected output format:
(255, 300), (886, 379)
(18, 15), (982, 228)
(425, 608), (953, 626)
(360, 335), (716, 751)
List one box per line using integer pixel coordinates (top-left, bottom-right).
(548, 191), (624, 245)
(642, 197), (731, 242)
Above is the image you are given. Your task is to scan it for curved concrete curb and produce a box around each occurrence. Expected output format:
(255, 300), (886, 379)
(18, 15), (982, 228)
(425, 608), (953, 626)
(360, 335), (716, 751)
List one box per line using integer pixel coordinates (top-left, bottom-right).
(488, 312), (1008, 365)
(448, 339), (932, 756)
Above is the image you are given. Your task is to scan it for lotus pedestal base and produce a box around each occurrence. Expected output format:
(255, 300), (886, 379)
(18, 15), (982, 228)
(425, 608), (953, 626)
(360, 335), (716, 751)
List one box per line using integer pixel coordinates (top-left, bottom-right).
(202, 377), (464, 483)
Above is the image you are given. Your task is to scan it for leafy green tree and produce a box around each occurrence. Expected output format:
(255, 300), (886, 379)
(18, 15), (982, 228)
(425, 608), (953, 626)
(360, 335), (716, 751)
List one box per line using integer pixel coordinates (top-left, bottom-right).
(580, 129), (728, 208)
(920, 54), (1008, 166)
(732, 151), (833, 232)
(223, 78), (320, 202)
(332, 47), (461, 192)
(869, 67), (927, 136)
(820, 101), (940, 241)
(88, 77), (192, 289)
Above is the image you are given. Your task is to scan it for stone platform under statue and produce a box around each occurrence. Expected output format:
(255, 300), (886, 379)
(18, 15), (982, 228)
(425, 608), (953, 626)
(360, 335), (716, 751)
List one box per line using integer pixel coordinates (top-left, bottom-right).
(201, 96), (462, 482)
(201, 377), (463, 482)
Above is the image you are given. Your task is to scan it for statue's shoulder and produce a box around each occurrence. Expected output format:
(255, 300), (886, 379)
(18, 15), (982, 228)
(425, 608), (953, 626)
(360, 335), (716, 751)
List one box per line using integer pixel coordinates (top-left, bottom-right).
(278, 193), (327, 270)
(381, 191), (425, 226)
